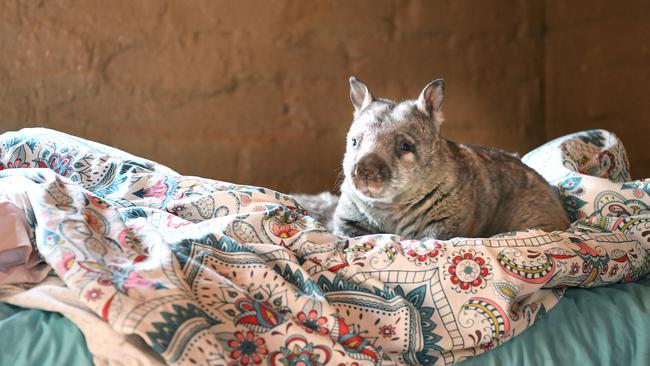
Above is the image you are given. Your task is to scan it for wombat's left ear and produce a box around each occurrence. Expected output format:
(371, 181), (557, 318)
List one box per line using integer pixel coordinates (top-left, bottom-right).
(349, 76), (374, 113)
(416, 79), (445, 116)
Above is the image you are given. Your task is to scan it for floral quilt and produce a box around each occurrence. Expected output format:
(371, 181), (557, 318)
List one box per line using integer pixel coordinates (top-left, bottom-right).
(0, 128), (648, 366)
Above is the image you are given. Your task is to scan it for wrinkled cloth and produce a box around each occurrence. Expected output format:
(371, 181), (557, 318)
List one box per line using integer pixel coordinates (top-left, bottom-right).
(0, 194), (50, 284)
(0, 276), (165, 366)
(0, 127), (648, 365)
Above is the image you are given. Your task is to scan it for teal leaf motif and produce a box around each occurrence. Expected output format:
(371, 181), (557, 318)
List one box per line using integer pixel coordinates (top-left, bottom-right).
(94, 173), (127, 197)
(393, 285), (427, 308)
(171, 233), (253, 269)
(563, 195), (588, 221)
(273, 264), (324, 297)
(577, 130), (606, 147)
(316, 274), (374, 296)
(393, 285), (443, 364)
(146, 303), (221, 353)
(120, 207), (147, 220)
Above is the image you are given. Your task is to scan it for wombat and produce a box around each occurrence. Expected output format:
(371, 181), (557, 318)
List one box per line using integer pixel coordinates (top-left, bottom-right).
(331, 77), (570, 239)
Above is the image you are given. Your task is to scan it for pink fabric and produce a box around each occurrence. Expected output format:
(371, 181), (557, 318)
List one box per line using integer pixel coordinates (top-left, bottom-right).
(0, 199), (50, 284)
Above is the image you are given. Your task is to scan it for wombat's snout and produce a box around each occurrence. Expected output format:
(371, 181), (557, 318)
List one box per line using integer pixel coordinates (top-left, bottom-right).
(352, 153), (391, 196)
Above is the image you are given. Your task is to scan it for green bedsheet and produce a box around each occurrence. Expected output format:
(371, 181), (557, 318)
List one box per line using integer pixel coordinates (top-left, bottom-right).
(462, 277), (650, 365)
(0, 302), (93, 366)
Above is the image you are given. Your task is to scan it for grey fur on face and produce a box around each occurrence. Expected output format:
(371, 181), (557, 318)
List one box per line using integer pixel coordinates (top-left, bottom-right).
(332, 76), (570, 240)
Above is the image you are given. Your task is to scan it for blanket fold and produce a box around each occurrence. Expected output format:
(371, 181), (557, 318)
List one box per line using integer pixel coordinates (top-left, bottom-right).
(0, 182), (50, 284)
(0, 127), (648, 366)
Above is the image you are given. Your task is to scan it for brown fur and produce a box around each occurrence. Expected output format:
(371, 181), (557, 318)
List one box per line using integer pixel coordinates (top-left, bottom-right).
(331, 77), (570, 239)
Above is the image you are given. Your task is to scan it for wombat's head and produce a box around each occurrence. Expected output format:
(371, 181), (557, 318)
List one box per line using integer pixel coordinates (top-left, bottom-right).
(341, 76), (446, 203)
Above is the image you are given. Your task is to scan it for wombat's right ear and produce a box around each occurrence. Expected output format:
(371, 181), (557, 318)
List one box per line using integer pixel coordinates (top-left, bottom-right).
(349, 76), (374, 113)
(416, 79), (445, 116)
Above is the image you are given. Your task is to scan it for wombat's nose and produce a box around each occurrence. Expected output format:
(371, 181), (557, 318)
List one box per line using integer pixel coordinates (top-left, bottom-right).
(353, 154), (391, 183)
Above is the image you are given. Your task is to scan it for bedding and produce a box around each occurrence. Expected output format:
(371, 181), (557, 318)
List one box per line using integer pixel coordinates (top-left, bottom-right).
(0, 275), (165, 366)
(0, 196), (50, 284)
(0, 301), (92, 366)
(0, 127), (647, 365)
(461, 276), (650, 365)
(6, 276), (650, 366)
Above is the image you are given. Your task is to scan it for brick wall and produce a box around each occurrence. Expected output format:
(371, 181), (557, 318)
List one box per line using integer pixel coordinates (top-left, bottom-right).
(0, 1), (645, 193)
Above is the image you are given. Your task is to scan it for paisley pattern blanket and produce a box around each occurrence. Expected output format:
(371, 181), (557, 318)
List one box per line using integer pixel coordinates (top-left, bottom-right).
(0, 128), (648, 366)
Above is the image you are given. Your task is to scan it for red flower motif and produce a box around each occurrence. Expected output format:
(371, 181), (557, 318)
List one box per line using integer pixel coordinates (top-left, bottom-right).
(403, 239), (441, 265)
(84, 288), (104, 301)
(378, 324), (396, 338)
(297, 310), (329, 335)
(272, 223), (298, 239)
(406, 248), (440, 263)
(227, 331), (268, 365)
(448, 251), (491, 291)
(0, 158), (30, 170)
(47, 153), (74, 177)
(169, 203), (185, 215)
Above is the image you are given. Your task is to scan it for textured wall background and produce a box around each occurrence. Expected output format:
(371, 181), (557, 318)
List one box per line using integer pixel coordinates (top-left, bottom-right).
(546, 1), (650, 179)
(0, 1), (646, 193)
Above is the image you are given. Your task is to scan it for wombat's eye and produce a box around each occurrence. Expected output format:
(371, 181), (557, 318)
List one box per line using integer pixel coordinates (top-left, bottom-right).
(400, 142), (415, 153)
(351, 138), (358, 147)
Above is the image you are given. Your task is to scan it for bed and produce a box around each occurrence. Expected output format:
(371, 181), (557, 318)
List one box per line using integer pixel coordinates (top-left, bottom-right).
(4, 275), (650, 366)
(0, 301), (92, 365)
(0, 128), (648, 365)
